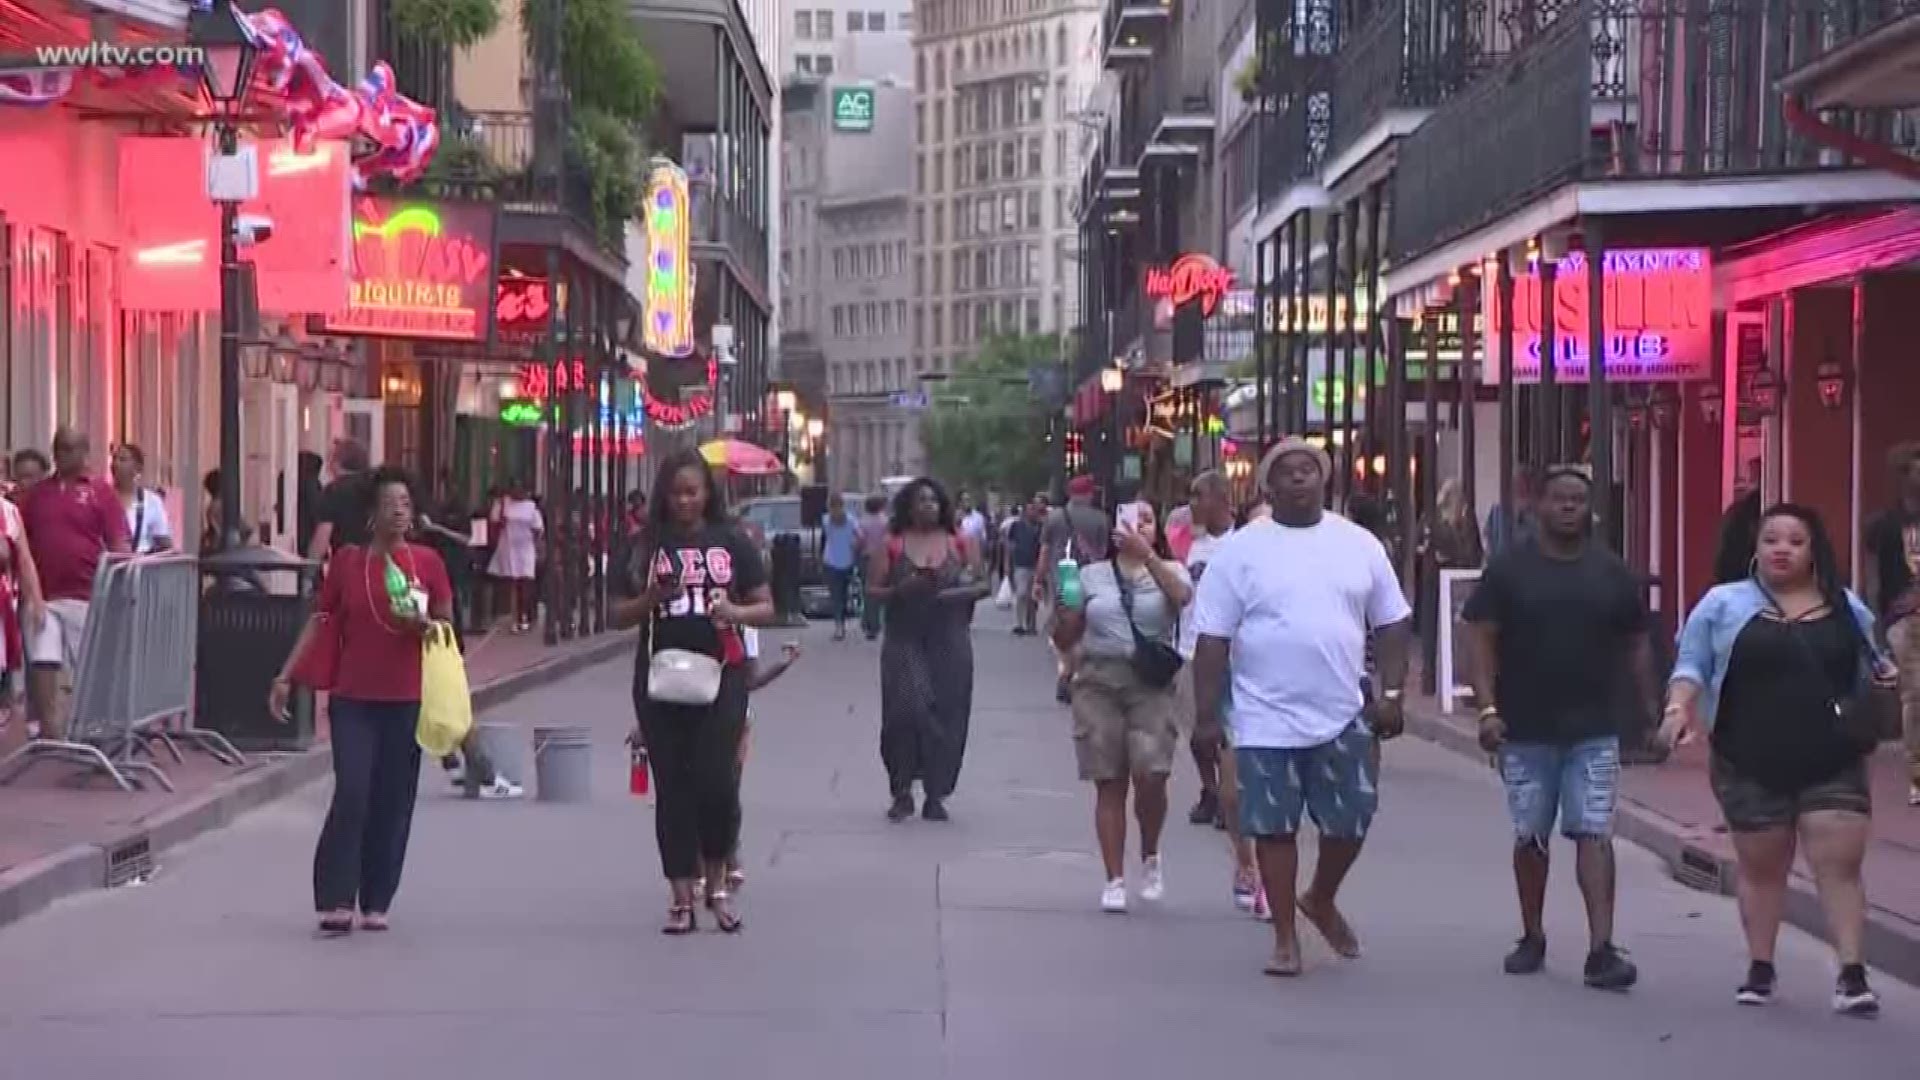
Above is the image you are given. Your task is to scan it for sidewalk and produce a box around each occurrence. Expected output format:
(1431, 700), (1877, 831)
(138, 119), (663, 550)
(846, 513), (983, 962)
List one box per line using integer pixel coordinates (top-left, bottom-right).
(1406, 693), (1920, 983)
(0, 625), (630, 928)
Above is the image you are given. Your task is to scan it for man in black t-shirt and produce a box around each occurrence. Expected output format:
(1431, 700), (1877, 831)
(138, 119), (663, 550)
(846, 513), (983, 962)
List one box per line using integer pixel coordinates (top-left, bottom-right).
(1006, 494), (1045, 635)
(1463, 465), (1653, 992)
(305, 439), (372, 561)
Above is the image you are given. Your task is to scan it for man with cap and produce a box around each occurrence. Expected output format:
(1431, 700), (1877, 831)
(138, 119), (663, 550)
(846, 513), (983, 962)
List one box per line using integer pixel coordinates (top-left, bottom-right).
(1038, 477), (1112, 703)
(1191, 436), (1413, 977)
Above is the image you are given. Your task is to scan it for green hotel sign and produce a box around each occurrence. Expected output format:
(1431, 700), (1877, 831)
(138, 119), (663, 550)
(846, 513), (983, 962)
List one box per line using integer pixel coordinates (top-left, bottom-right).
(832, 87), (875, 132)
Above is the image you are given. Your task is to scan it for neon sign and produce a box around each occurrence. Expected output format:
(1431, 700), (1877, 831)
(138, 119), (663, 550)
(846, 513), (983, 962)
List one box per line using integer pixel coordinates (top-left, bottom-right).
(496, 277), (553, 337)
(134, 240), (206, 267)
(323, 197), (497, 341)
(1484, 248), (1711, 384)
(641, 160), (695, 358)
(1145, 254), (1234, 318)
(500, 399), (543, 427)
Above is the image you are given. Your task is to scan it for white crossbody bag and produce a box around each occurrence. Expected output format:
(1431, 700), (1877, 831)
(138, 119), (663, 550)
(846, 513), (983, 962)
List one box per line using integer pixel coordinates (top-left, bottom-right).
(646, 606), (723, 706)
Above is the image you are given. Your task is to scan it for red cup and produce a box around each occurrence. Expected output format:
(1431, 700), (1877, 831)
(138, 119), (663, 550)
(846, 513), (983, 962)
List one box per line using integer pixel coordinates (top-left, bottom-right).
(629, 748), (651, 796)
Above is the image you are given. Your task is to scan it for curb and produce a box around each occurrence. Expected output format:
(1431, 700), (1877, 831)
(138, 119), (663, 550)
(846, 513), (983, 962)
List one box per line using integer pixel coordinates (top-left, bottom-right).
(1405, 709), (1920, 987)
(0, 632), (630, 933)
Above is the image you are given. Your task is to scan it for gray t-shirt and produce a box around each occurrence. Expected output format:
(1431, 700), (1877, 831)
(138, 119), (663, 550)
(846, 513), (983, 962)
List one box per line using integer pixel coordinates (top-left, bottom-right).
(1041, 502), (1110, 564)
(1079, 559), (1190, 660)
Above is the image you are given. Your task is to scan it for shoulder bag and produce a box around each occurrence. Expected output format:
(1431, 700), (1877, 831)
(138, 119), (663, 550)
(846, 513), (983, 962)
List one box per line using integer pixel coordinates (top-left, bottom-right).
(1755, 583), (1892, 754)
(645, 549), (723, 706)
(1117, 566), (1184, 690)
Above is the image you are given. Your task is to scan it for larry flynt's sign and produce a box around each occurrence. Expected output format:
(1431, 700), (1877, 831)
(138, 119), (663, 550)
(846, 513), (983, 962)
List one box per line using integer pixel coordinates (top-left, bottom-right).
(832, 87), (876, 131)
(1484, 247), (1712, 384)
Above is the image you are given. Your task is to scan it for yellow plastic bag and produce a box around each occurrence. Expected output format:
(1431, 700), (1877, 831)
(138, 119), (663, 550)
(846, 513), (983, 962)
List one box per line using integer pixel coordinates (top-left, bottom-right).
(417, 622), (473, 756)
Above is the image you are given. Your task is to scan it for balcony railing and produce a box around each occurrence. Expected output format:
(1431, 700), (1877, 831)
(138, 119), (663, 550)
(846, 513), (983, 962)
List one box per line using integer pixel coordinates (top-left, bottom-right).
(457, 109), (611, 251)
(1103, 0), (1173, 65)
(1391, 0), (1920, 264)
(1254, 0), (1335, 206)
(1328, 0), (1506, 163)
(690, 173), (771, 293)
(1140, 58), (1216, 152)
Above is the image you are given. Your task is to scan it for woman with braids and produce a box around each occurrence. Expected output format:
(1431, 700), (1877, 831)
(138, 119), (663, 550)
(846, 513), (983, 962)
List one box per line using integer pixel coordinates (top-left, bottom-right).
(1662, 504), (1898, 1016)
(867, 477), (987, 822)
(613, 450), (774, 934)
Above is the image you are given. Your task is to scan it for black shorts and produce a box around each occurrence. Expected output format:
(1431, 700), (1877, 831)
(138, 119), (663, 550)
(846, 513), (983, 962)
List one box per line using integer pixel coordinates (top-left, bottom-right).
(1709, 753), (1871, 832)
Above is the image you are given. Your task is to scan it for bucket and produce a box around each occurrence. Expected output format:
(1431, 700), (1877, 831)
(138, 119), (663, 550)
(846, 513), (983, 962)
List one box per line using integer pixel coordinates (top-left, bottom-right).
(532, 725), (593, 803)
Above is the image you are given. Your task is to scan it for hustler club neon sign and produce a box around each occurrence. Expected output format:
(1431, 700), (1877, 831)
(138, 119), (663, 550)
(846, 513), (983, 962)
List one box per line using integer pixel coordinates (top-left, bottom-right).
(1485, 248), (1712, 384)
(641, 160), (695, 360)
(1145, 254), (1235, 318)
(323, 198), (497, 341)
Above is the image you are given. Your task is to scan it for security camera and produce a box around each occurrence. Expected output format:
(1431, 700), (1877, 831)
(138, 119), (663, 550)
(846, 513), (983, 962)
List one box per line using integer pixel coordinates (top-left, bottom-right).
(232, 214), (275, 247)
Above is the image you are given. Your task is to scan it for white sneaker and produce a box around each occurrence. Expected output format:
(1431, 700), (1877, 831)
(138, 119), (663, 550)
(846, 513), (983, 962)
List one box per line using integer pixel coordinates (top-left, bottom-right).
(479, 777), (524, 800)
(1100, 878), (1128, 913)
(1139, 855), (1165, 902)
(1252, 886), (1272, 922)
(1908, 783), (1920, 807)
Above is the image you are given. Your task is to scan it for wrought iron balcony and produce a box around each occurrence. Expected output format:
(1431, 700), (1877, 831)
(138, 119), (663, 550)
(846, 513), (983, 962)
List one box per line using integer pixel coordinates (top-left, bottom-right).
(1391, 0), (1920, 265)
(460, 109), (607, 247)
(1327, 0), (1505, 167)
(1103, 0), (1173, 68)
(1078, 133), (1144, 229)
(1253, 0), (1334, 206)
(1137, 61), (1215, 168)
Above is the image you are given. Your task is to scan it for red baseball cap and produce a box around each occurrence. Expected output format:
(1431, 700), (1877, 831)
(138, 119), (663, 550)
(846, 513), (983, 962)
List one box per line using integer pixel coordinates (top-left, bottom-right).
(1066, 475), (1096, 497)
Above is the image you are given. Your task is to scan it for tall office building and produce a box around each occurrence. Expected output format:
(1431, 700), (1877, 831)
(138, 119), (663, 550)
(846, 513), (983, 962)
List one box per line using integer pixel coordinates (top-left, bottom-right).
(781, 3), (916, 489)
(910, 0), (1103, 393)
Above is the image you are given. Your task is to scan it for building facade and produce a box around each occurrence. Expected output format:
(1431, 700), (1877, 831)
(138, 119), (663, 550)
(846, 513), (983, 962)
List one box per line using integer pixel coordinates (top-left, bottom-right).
(911, 0), (1103, 408)
(786, 2), (916, 80)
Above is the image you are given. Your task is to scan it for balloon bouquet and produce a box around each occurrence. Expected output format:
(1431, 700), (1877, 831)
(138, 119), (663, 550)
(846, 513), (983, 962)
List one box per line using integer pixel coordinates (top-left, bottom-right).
(0, 4), (439, 187)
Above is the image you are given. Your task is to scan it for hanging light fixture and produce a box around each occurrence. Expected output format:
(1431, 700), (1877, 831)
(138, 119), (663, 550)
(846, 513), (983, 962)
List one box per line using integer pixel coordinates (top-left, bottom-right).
(270, 347), (296, 384)
(241, 344), (269, 380)
(188, 1), (259, 111)
(1815, 357), (1848, 410)
(1698, 380), (1724, 427)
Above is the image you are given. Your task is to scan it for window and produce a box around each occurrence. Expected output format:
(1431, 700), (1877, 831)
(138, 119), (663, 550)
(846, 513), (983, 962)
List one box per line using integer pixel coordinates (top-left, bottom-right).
(868, 11), (885, 30)
(796, 54), (814, 74)
(933, 149), (944, 192)
(954, 301), (970, 342)
(1054, 186), (1065, 228)
(1027, 136), (1041, 177)
(1001, 193), (1017, 230)
(931, 304), (943, 344)
(932, 255), (943, 292)
(896, 299), (907, 329)
(898, 8), (912, 30)
(832, 305), (846, 335)
(933, 202), (944, 243)
(998, 299), (1015, 331)
(1000, 245), (1018, 286)
(955, 250), (970, 290)
(833, 249), (845, 279)
(999, 139), (1016, 179)
(935, 100), (945, 142)
(974, 249), (989, 289)
(794, 10), (812, 38)
(1026, 298), (1041, 332)
(816, 10), (834, 37)
(848, 10), (864, 31)
(1025, 189), (1041, 228)
(1026, 243), (1040, 284)
(865, 361), (877, 390)
(1056, 129), (1067, 171)
(814, 54), (835, 74)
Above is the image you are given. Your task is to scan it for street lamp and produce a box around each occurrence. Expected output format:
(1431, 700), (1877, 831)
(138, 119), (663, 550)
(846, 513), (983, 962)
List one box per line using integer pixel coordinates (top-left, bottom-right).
(190, 1), (258, 553)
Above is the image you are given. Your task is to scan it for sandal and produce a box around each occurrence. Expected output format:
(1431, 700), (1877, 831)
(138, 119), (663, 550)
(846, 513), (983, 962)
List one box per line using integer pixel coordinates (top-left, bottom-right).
(662, 903), (698, 935)
(705, 891), (743, 934)
(316, 913), (355, 938)
(725, 865), (747, 893)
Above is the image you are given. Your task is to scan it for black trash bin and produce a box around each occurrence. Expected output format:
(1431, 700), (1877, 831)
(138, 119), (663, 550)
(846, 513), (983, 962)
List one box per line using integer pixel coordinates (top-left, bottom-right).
(770, 533), (806, 626)
(196, 545), (320, 752)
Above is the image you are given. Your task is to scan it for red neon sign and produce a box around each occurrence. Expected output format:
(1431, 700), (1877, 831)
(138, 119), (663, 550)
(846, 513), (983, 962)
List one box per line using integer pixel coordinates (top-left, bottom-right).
(496, 277), (553, 336)
(517, 359), (589, 400)
(639, 355), (720, 431)
(1145, 254), (1234, 318)
(1484, 248), (1711, 384)
(323, 197), (497, 341)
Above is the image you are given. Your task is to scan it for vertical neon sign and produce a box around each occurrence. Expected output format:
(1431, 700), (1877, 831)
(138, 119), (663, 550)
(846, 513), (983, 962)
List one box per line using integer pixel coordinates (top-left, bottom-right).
(642, 159), (695, 359)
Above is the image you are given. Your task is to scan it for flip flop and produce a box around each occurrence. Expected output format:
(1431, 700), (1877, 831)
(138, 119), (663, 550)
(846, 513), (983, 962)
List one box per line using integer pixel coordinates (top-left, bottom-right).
(1297, 895), (1362, 959)
(1263, 950), (1302, 977)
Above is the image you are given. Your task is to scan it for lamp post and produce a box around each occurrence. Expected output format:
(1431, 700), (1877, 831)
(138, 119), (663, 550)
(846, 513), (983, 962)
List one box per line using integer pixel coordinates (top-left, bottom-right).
(191, 1), (257, 552)
(1100, 365), (1124, 498)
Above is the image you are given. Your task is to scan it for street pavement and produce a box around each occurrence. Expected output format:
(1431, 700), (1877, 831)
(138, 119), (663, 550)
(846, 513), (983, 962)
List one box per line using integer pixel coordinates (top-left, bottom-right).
(0, 608), (1915, 1078)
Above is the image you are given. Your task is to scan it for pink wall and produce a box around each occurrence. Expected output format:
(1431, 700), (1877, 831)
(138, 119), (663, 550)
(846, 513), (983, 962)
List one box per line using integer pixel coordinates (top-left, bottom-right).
(0, 108), (121, 245)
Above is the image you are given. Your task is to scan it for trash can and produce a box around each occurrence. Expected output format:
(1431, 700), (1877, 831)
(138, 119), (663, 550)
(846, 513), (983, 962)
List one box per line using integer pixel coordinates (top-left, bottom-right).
(195, 545), (320, 752)
(770, 533), (806, 626)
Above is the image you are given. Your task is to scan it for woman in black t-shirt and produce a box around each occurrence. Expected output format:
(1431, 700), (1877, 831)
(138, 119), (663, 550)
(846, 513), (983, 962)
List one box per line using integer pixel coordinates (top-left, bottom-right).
(614, 450), (773, 934)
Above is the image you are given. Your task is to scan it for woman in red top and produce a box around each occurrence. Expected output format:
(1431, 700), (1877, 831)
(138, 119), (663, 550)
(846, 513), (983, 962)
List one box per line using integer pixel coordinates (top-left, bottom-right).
(272, 467), (452, 936)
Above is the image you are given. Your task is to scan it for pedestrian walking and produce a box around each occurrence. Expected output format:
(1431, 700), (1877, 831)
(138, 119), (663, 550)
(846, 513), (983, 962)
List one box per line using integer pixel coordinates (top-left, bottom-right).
(1861, 442), (1920, 806)
(867, 477), (986, 822)
(488, 479), (544, 634)
(856, 494), (889, 640)
(821, 494), (861, 640)
(613, 450), (773, 935)
(717, 629), (802, 894)
(305, 438), (371, 561)
(18, 428), (129, 741)
(1462, 464), (1652, 991)
(9, 448), (48, 494)
(1039, 477), (1112, 704)
(1190, 437), (1413, 977)
(1484, 466), (1537, 559)
(1661, 503), (1897, 1016)
(1182, 471), (1237, 831)
(0, 490), (46, 736)
(271, 467), (452, 936)
(1005, 494), (1045, 636)
(1051, 500), (1191, 912)
(111, 444), (174, 554)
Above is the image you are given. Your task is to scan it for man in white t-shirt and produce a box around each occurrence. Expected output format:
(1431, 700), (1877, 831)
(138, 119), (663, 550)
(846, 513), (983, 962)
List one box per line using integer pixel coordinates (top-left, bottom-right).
(1191, 437), (1413, 977)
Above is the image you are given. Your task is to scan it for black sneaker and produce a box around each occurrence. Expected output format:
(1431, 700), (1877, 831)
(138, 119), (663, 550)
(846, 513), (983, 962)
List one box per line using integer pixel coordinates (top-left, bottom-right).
(1735, 960), (1776, 1006)
(886, 793), (915, 822)
(1834, 964), (1879, 1017)
(1503, 935), (1547, 975)
(1583, 943), (1638, 991)
(921, 797), (950, 822)
(1189, 789), (1220, 826)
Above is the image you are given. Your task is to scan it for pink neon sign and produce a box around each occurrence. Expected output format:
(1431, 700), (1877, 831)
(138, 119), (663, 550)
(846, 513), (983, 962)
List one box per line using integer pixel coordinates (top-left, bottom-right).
(1483, 248), (1712, 384)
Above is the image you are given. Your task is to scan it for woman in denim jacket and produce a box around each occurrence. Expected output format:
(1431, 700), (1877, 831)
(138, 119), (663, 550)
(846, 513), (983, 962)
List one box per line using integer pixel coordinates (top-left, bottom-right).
(1660, 504), (1897, 1016)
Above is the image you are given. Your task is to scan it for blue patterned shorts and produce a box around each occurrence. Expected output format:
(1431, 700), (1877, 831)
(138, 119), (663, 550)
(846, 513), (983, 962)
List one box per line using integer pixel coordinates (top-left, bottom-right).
(1234, 720), (1379, 841)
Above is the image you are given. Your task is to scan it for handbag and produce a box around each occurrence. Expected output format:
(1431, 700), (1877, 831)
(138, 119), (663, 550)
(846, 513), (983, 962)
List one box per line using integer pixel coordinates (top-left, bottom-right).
(417, 622), (474, 755)
(644, 561), (723, 705)
(288, 612), (343, 691)
(1117, 567), (1183, 690)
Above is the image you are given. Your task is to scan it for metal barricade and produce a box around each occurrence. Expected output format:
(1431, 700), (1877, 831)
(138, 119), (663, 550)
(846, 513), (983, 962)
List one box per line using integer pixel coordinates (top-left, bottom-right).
(0, 554), (244, 793)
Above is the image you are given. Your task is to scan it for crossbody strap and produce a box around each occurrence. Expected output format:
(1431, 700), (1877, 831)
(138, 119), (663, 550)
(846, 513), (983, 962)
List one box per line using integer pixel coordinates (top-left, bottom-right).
(1749, 578), (1866, 702)
(1114, 562), (1175, 644)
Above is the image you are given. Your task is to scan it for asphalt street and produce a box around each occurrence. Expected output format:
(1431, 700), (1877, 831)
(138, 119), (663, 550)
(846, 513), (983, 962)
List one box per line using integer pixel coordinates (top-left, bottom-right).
(0, 608), (1915, 1079)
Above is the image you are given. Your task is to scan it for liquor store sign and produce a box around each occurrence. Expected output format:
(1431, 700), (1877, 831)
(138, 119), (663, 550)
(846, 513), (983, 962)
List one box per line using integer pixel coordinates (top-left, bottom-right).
(323, 197), (497, 341)
(832, 87), (875, 132)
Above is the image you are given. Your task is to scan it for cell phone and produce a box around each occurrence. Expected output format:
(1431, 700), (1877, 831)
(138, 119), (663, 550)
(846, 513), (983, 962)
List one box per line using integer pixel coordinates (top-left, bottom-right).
(1117, 503), (1141, 532)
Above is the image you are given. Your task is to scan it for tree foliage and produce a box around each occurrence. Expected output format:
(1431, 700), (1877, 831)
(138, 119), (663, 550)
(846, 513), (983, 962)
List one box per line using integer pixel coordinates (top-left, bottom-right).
(919, 334), (1063, 499)
(391, 0), (500, 49)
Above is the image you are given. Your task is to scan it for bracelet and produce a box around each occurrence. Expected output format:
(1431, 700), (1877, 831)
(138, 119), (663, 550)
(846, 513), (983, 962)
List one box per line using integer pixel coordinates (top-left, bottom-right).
(1478, 706), (1500, 720)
